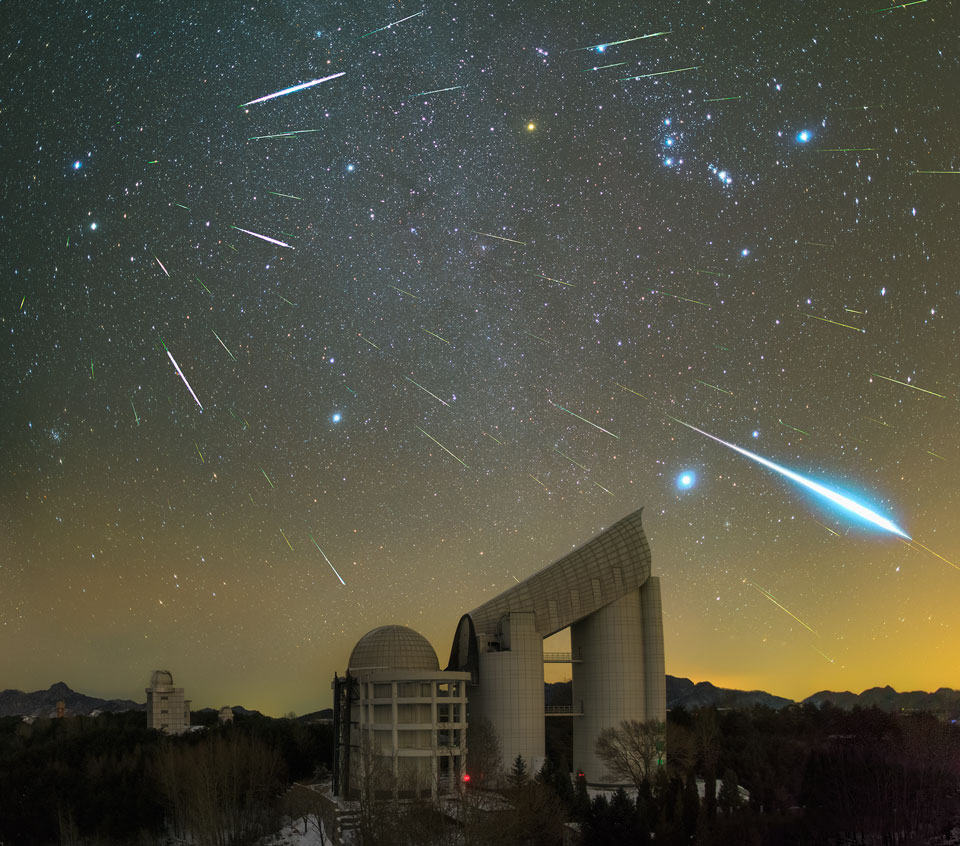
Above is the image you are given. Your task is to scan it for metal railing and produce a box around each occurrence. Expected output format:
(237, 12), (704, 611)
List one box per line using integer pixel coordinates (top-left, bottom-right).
(543, 652), (582, 662)
(544, 705), (583, 716)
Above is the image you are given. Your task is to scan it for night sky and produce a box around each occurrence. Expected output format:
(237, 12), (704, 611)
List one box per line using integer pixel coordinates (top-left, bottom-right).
(3, 0), (958, 717)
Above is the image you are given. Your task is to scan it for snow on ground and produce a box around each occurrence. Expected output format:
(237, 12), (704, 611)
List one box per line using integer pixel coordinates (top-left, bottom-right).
(258, 818), (329, 846)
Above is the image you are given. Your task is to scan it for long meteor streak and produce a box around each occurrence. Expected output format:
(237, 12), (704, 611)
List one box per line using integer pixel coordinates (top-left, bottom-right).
(240, 72), (345, 107)
(360, 10), (424, 38)
(310, 534), (346, 584)
(231, 226), (294, 249)
(166, 349), (203, 411)
(668, 416), (910, 538)
(746, 580), (820, 636)
(405, 376), (450, 406)
(550, 400), (619, 439)
(572, 30), (671, 51)
(416, 426), (470, 468)
(621, 66), (699, 81)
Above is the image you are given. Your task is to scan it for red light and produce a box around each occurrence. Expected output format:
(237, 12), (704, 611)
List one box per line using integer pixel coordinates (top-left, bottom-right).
(462, 773), (471, 782)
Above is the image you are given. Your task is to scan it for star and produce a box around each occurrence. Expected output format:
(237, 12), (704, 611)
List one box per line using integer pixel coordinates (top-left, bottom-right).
(677, 471), (697, 490)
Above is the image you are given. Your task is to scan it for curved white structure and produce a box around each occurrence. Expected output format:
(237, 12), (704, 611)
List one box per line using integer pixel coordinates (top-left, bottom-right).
(448, 509), (665, 786)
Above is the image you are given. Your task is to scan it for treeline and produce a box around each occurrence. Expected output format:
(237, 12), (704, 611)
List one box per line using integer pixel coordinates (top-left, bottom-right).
(541, 702), (960, 845)
(0, 710), (333, 845)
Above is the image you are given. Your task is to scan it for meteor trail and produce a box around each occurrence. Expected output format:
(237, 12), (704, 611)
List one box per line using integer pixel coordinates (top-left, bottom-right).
(268, 191), (302, 200)
(211, 328), (237, 361)
(549, 400), (619, 439)
(154, 255), (170, 277)
(534, 273), (574, 286)
(360, 10), (424, 38)
(230, 226), (294, 249)
(668, 416), (911, 538)
(805, 313), (865, 333)
(621, 66), (699, 80)
(695, 379), (733, 395)
(421, 328), (450, 344)
(467, 230), (526, 245)
(240, 72), (345, 107)
(656, 290), (711, 307)
(130, 398), (140, 426)
(871, 373), (945, 398)
(746, 580), (820, 636)
(612, 381), (648, 399)
(572, 30), (671, 51)
(414, 85), (465, 97)
(310, 534), (346, 584)
(581, 62), (628, 72)
(416, 426), (470, 468)
(554, 447), (589, 472)
(357, 333), (380, 349)
(166, 348), (203, 411)
(260, 467), (275, 490)
(280, 528), (293, 551)
(389, 284), (419, 298)
(405, 376), (450, 406)
(778, 419), (811, 436)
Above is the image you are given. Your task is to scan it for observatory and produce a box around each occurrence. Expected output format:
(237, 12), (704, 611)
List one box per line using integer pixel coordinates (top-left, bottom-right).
(448, 508), (664, 785)
(331, 509), (664, 793)
(145, 670), (191, 734)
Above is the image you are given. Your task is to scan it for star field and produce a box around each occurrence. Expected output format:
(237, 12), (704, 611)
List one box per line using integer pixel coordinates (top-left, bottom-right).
(2, 0), (958, 715)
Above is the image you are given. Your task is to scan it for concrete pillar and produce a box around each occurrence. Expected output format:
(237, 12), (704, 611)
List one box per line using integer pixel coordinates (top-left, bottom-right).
(468, 612), (544, 776)
(640, 577), (666, 724)
(570, 588), (645, 785)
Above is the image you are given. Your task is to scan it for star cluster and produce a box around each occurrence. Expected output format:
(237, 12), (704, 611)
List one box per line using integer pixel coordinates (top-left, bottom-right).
(2, 0), (958, 714)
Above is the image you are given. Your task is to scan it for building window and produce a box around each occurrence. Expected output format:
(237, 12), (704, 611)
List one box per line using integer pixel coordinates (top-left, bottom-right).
(592, 578), (603, 604)
(421, 682), (433, 696)
(160, 696), (168, 701)
(373, 683), (392, 699)
(612, 567), (623, 591)
(160, 709), (168, 714)
(397, 682), (418, 698)
(438, 703), (450, 723)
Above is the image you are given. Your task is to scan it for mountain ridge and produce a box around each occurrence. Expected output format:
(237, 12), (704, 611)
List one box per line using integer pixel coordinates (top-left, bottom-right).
(3, 679), (958, 719)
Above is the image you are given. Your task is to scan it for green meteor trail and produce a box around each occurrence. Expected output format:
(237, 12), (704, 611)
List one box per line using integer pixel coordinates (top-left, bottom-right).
(549, 400), (619, 439)
(416, 426), (470, 468)
(467, 229), (526, 245)
(621, 66), (698, 81)
(260, 467), (275, 489)
(871, 373), (945, 398)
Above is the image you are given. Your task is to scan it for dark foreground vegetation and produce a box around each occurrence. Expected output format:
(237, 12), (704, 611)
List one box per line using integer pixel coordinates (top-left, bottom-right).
(0, 710), (332, 845)
(0, 702), (957, 845)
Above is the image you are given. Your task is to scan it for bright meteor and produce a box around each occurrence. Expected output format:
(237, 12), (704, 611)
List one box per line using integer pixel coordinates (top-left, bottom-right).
(230, 226), (294, 249)
(668, 416), (910, 539)
(240, 72), (345, 107)
(166, 348), (203, 412)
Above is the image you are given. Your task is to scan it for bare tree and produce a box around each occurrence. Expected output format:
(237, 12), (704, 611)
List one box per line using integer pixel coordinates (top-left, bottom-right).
(466, 716), (503, 788)
(594, 719), (666, 791)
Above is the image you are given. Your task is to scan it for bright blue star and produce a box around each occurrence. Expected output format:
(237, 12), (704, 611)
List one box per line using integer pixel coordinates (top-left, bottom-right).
(332, 413), (342, 424)
(596, 44), (606, 53)
(664, 157), (674, 166)
(752, 430), (760, 439)
(664, 137), (674, 147)
(796, 130), (811, 143)
(677, 471), (696, 490)
(72, 160), (82, 170)
(346, 163), (355, 172)
(741, 248), (750, 257)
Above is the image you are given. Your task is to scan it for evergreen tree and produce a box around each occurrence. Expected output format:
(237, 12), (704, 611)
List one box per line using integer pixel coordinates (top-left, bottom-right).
(509, 753), (528, 789)
(718, 768), (741, 816)
(573, 770), (591, 821)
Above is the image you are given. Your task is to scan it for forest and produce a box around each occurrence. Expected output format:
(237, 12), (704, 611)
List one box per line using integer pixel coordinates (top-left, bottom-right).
(0, 702), (957, 845)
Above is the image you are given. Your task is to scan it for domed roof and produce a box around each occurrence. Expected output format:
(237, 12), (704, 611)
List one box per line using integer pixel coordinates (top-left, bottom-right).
(348, 625), (439, 672)
(150, 670), (174, 687)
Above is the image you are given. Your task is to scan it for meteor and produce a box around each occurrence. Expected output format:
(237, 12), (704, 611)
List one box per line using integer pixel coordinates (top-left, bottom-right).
(231, 225), (294, 249)
(416, 426), (470, 468)
(240, 72), (345, 107)
(165, 347), (203, 411)
(549, 400), (619, 439)
(154, 255), (170, 277)
(572, 30), (671, 52)
(746, 580), (819, 636)
(668, 416), (910, 539)
(414, 85), (465, 97)
(360, 10), (424, 38)
(310, 534), (346, 584)
(621, 66), (699, 81)
(467, 229), (526, 245)
(405, 375), (450, 407)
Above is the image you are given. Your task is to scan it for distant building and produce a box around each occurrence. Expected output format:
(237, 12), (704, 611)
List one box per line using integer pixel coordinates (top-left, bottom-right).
(146, 670), (191, 734)
(218, 706), (234, 723)
(332, 626), (470, 798)
(56, 700), (66, 719)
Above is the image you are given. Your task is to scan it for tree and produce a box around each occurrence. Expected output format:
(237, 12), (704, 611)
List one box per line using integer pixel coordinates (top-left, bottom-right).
(717, 767), (741, 816)
(594, 719), (666, 791)
(466, 716), (503, 788)
(509, 753), (528, 789)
